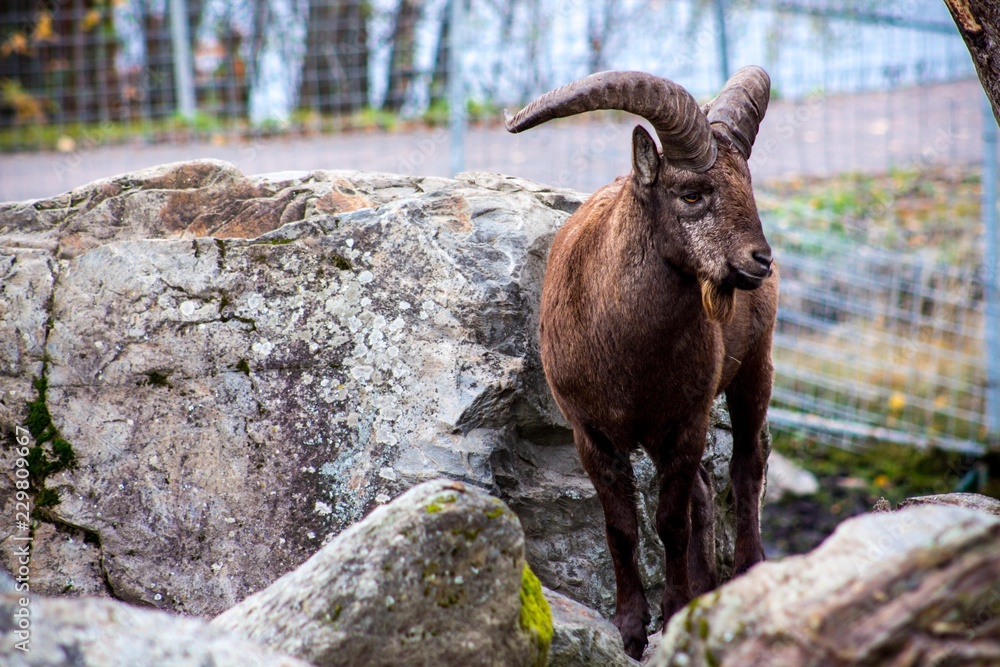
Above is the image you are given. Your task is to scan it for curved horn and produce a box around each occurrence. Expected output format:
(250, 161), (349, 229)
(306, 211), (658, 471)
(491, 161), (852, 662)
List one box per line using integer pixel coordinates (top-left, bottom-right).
(705, 66), (770, 160)
(504, 71), (717, 173)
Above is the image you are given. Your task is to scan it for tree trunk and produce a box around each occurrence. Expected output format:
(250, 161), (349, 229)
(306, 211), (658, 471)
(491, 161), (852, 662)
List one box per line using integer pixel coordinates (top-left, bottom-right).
(943, 0), (1000, 125)
(384, 0), (420, 111)
(139, 1), (175, 119)
(303, 0), (370, 115)
(587, 0), (619, 74)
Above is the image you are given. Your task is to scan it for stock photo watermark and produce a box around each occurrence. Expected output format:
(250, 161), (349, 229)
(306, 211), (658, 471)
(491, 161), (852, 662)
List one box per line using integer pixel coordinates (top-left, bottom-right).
(9, 425), (34, 653)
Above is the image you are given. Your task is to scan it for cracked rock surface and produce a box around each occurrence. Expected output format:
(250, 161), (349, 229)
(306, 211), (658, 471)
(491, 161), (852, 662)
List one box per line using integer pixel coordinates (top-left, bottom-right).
(0, 159), (749, 623)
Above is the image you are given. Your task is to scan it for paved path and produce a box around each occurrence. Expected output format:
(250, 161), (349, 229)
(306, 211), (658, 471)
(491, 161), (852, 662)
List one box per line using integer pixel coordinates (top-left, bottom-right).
(0, 79), (984, 203)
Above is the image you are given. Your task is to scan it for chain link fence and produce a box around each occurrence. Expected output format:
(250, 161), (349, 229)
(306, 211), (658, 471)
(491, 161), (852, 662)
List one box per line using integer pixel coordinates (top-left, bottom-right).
(1, 0), (997, 451)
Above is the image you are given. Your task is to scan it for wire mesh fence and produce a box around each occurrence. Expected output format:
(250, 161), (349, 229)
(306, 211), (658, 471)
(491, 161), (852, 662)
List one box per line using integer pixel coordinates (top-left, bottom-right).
(0, 0), (996, 451)
(0, 1), (979, 142)
(769, 233), (989, 454)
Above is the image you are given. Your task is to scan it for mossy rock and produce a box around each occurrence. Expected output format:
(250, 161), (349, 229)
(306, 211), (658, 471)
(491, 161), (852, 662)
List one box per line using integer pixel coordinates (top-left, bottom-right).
(519, 565), (553, 667)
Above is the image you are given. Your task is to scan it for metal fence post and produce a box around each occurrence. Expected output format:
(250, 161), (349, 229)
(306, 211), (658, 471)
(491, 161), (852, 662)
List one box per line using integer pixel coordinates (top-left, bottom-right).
(983, 93), (1000, 444)
(714, 0), (730, 85)
(169, 0), (197, 121)
(448, 0), (466, 176)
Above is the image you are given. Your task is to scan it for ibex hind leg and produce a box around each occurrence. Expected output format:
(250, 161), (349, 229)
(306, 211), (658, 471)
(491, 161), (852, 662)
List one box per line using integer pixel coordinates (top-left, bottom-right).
(725, 351), (772, 575)
(574, 424), (650, 660)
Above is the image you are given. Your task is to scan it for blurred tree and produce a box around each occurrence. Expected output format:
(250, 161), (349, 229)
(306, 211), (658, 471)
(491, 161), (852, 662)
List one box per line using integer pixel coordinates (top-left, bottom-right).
(522, 0), (545, 98)
(0, 0), (41, 126)
(303, 0), (370, 115)
(384, 0), (419, 111)
(245, 0), (268, 113)
(431, 0), (450, 98)
(135, 0), (172, 117)
(214, 4), (248, 119)
(587, 0), (620, 73)
(129, 0), (203, 121)
(484, 0), (516, 100)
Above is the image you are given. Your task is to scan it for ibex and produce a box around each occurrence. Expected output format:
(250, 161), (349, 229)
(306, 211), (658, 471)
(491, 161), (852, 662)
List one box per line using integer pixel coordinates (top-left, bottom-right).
(505, 67), (777, 659)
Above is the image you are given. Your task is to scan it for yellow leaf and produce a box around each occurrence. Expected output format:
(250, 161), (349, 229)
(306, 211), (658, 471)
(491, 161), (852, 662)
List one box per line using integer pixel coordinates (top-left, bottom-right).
(82, 9), (102, 32)
(2, 33), (29, 56)
(33, 11), (54, 42)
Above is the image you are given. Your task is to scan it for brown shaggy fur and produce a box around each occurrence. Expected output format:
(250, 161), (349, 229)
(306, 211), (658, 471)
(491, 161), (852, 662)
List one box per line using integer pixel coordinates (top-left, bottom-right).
(539, 126), (778, 660)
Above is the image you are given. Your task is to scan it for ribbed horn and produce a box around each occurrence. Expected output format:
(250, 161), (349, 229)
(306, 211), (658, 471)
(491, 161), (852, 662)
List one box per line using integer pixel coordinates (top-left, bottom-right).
(705, 66), (770, 160)
(504, 71), (717, 173)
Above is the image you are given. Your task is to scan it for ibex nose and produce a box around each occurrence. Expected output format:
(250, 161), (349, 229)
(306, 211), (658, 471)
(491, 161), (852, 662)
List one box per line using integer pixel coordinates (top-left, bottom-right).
(752, 250), (773, 273)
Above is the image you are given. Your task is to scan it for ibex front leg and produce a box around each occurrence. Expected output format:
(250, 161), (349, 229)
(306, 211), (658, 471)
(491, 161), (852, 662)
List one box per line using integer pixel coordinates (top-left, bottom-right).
(725, 351), (771, 575)
(575, 425), (650, 660)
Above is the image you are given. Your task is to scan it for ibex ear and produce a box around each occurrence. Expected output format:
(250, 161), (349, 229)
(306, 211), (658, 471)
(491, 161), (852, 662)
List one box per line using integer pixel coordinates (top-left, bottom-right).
(632, 125), (660, 186)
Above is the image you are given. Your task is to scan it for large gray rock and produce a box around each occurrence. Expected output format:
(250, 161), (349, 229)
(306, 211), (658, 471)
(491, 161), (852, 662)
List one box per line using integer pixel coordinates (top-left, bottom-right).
(214, 478), (550, 667)
(0, 160), (750, 622)
(653, 505), (1000, 666)
(545, 588), (639, 667)
(0, 593), (312, 667)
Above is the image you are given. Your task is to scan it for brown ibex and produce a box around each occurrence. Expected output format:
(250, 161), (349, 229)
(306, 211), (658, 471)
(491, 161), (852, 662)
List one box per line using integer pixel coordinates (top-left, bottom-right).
(505, 67), (777, 659)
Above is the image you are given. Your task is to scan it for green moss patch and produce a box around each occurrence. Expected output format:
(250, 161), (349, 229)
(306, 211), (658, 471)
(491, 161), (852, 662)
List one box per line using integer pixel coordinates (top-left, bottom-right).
(252, 237), (295, 246)
(23, 367), (78, 510)
(451, 527), (481, 541)
(139, 370), (171, 387)
(331, 254), (353, 271)
(426, 493), (458, 514)
(518, 565), (552, 667)
(325, 604), (342, 624)
(25, 376), (53, 441)
(35, 488), (61, 508)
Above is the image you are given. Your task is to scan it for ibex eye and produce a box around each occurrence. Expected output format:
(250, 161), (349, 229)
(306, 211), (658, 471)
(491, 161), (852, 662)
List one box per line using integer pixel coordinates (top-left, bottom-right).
(681, 193), (701, 204)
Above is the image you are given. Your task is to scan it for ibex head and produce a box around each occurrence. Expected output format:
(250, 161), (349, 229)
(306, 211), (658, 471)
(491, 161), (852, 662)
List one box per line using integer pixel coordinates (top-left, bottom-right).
(505, 67), (773, 321)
